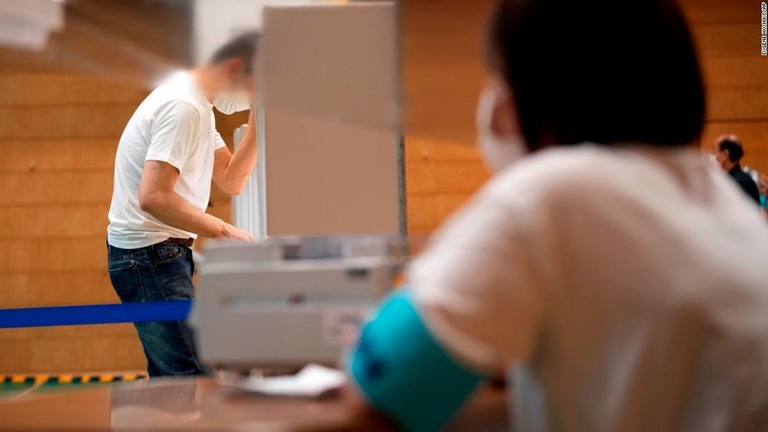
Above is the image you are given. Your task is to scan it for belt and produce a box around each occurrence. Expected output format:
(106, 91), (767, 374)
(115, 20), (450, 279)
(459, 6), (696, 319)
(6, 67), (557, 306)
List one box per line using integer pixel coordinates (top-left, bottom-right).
(167, 237), (194, 247)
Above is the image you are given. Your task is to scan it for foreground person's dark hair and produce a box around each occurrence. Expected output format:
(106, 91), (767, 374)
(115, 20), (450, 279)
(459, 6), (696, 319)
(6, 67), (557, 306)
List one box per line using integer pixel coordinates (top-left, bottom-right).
(487, 0), (706, 151)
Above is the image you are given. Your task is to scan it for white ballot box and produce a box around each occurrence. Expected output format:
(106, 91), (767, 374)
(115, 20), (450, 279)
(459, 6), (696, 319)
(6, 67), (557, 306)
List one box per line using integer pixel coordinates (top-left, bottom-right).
(195, 235), (406, 369)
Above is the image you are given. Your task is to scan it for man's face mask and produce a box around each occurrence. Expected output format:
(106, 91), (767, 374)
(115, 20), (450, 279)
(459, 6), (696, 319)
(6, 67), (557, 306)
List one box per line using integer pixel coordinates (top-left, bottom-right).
(475, 85), (527, 172)
(213, 68), (252, 115)
(213, 90), (251, 115)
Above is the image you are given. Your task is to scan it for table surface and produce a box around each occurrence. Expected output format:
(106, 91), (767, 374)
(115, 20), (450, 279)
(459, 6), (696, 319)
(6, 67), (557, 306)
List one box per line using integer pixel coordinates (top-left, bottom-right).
(0, 377), (508, 431)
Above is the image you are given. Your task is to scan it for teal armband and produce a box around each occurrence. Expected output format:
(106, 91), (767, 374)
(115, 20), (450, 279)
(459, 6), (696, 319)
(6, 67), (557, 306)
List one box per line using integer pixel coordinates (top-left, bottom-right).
(346, 289), (485, 432)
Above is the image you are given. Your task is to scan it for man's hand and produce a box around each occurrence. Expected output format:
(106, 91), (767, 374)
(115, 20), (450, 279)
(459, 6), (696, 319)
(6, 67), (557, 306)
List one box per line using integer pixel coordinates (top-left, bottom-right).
(218, 220), (253, 241)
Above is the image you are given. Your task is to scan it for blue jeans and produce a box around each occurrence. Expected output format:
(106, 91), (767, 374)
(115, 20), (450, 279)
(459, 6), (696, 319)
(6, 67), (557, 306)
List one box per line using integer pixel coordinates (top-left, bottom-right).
(107, 239), (210, 377)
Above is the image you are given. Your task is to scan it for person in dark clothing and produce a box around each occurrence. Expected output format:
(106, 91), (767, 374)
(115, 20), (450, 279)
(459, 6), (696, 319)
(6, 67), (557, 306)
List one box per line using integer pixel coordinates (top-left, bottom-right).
(713, 135), (761, 204)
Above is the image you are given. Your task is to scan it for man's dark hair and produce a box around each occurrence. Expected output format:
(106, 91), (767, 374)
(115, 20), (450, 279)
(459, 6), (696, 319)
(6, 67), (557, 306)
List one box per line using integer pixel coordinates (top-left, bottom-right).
(718, 136), (745, 162)
(487, 0), (706, 151)
(209, 32), (260, 74)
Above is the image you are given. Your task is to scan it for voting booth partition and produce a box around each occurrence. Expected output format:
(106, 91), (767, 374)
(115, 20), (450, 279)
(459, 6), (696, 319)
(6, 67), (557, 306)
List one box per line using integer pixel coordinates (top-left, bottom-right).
(233, 2), (404, 240)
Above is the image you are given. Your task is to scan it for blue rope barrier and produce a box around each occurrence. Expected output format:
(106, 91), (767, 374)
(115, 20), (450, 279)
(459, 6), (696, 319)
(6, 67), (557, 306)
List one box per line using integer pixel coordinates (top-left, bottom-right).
(0, 301), (192, 329)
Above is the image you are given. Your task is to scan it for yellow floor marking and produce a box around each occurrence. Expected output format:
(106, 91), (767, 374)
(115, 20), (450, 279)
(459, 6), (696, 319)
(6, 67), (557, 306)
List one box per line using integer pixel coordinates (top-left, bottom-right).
(98, 374), (114, 383)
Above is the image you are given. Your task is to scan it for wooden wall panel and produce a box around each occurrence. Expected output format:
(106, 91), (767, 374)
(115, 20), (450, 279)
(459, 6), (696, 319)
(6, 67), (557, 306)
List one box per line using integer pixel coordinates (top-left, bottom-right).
(27, 335), (144, 373)
(0, 271), (117, 308)
(745, 153), (768, 172)
(692, 23), (758, 57)
(701, 121), (768, 148)
(405, 162), (438, 195)
(406, 195), (439, 233)
(679, 1), (753, 24)
(0, 105), (137, 139)
(702, 56), (768, 88)
(1, 172), (113, 205)
(0, 239), (108, 273)
(0, 71), (148, 374)
(404, 137), (490, 234)
(405, 138), (483, 162)
(2, 139), (117, 173)
(434, 162), (490, 194)
(0, 204), (109, 238)
(0, 340), (32, 373)
(402, 0), (496, 144)
(0, 331), (145, 374)
(0, 322), (135, 341)
(0, 73), (147, 106)
(707, 87), (768, 121)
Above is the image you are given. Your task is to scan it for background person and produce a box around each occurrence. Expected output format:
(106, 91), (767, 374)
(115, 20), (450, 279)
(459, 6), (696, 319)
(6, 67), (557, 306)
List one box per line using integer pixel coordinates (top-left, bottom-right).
(344, 0), (768, 430)
(106, 33), (259, 377)
(713, 134), (761, 204)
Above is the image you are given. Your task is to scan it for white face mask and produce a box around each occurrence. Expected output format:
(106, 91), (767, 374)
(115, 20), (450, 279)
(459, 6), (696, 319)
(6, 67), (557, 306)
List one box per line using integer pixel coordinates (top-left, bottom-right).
(213, 89), (251, 115)
(475, 87), (527, 172)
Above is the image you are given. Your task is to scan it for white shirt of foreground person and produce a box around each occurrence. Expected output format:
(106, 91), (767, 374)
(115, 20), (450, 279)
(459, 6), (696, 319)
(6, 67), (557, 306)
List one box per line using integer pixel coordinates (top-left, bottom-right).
(409, 144), (768, 432)
(108, 71), (227, 249)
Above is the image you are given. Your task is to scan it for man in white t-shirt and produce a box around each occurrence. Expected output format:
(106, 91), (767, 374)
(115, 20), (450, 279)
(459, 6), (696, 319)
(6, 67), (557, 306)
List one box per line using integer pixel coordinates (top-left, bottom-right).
(344, 1), (768, 431)
(107, 33), (259, 376)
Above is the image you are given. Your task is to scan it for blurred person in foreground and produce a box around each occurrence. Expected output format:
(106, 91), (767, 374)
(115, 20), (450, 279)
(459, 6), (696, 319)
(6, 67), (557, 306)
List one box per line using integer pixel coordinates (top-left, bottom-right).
(712, 134), (761, 205)
(106, 33), (259, 377)
(344, 0), (768, 430)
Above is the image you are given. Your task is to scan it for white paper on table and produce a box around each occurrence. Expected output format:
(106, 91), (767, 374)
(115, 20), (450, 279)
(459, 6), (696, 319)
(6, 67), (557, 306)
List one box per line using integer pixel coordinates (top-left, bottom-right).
(225, 364), (348, 399)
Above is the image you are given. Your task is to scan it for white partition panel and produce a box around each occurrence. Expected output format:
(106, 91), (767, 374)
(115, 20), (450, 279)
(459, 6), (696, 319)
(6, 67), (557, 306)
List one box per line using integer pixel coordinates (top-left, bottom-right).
(233, 2), (402, 239)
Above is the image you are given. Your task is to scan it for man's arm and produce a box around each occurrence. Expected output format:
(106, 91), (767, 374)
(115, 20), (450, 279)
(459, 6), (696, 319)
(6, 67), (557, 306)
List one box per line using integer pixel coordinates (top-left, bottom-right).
(213, 109), (258, 195)
(139, 160), (252, 240)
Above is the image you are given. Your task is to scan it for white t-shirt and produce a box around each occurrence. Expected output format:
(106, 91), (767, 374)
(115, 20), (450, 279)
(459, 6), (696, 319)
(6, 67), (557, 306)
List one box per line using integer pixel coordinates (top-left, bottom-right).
(108, 71), (227, 249)
(409, 144), (768, 432)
